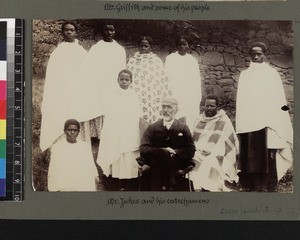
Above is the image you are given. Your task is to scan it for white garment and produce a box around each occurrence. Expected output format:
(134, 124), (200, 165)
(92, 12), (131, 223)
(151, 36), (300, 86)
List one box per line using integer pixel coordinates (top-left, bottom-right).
(111, 151), (140, 179)
(68, 40), (126, 122)
(192, 152), (226, 192)
(40, 40), (87, 151)
(97, 88), (141, 179)
(165, 52), (202, 130)
(236, 61), (293, 180)
(127, 51), (171, 124)
(48, 138), (98, 191)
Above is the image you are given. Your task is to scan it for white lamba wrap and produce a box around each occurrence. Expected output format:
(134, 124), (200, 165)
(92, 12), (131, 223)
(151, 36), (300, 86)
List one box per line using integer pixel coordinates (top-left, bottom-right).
(48, 138), (98, 191)
(97, 88), (141, 179)
(68, 40), (126, 122)
(40, 40), (87, 151)
(127, 51), (171, 124)
(165, 52), (202, 130)
(236, 61), (293, 180)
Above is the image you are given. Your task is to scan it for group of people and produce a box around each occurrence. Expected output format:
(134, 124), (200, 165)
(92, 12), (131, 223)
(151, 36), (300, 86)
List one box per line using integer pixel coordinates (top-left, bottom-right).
(40, 21), (293, 192)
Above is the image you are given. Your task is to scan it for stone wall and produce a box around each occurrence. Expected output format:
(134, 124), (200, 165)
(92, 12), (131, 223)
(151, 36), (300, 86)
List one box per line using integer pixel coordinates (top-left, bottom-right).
(32, 19), (293, 124)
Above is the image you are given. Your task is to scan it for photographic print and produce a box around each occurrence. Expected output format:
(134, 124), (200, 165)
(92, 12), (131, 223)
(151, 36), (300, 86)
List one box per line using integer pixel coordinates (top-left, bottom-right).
(32, 19), (293, 193)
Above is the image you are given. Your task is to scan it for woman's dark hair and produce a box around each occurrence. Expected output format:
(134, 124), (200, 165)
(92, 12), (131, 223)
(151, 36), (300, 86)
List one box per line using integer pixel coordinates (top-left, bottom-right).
(249, 42), (267, 54)
(118, 69), (133, 80)
(64, 119), (80, 130)
(61, 21), (78, 32)
(139, 36), (153, 46)
(175, 37), (189, 46)
(101, 24), (115, 33)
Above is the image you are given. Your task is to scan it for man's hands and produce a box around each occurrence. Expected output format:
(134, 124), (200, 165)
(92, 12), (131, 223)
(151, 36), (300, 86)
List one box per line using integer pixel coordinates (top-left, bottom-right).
(165, 147), (176, 156)
(138, 164), (150, 174)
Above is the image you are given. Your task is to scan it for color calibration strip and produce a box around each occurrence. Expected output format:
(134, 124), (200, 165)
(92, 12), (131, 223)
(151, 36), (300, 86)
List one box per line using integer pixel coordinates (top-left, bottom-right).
(0, 19), (24, 201)
(0, 21), (7, 198)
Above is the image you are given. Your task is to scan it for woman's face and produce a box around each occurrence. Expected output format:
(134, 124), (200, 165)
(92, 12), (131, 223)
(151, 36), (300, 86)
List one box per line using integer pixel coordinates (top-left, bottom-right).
(250, 46), (265, 63)
(64, 124), (79, 143)
(118, 72), (132, 90)
(102, 25), (115, 42)
(62, 24), (76, 42)
(139, 40), (151, 54)
(177, 39), (189, 55)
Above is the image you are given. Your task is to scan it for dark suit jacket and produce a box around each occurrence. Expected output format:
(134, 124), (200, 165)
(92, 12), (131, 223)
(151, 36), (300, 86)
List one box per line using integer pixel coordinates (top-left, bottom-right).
(139, 119), (195, 165)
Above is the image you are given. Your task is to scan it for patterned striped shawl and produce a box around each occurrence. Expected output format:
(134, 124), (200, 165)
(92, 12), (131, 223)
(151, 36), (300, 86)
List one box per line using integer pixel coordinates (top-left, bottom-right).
(192, 109), (239, 184)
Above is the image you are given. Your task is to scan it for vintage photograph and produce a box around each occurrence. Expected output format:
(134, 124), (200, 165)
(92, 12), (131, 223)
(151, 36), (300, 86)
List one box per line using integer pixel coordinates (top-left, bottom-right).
(32, 19), (293, 193)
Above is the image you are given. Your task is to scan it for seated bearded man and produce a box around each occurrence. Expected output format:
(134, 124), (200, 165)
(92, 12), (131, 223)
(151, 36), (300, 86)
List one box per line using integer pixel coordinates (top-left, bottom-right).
(139, 97), (196, 191)
(189, 95), (239, 192)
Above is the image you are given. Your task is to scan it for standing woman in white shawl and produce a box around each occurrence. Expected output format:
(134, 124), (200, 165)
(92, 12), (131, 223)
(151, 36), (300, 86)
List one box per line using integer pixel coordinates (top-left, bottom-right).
(165, 37), (202, 131)
(40, 21), (87, 152)
(236, 42), (293, 192)
(127, 36), (171, 128)
(68, 24), (126, 142)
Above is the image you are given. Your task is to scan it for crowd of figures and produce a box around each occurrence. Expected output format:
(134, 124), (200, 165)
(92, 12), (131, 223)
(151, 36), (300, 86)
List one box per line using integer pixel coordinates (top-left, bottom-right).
(39, 21), (293, 192)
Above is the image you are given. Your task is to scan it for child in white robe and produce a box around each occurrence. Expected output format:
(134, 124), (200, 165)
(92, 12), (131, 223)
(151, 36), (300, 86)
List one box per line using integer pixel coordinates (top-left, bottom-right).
(97, 69), (142, 191)
(48, 119), (98, 191)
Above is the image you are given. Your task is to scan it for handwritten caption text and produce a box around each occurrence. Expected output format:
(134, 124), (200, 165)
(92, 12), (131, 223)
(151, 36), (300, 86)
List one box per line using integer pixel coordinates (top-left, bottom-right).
(104, 3), (210, 14)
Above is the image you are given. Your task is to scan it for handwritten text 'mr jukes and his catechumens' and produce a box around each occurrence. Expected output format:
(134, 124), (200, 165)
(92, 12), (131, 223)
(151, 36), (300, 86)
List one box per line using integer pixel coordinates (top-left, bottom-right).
(107, 196), (211, 208)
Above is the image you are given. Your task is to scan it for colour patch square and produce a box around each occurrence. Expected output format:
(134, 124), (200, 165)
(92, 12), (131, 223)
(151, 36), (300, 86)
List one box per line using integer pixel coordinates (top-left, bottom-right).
(0, 99), (6, 119)
(0, 81), (6, 99)
(0, 119), (6, 139)
(0, 158), (5, 178)
(0, 140), (5, 158)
